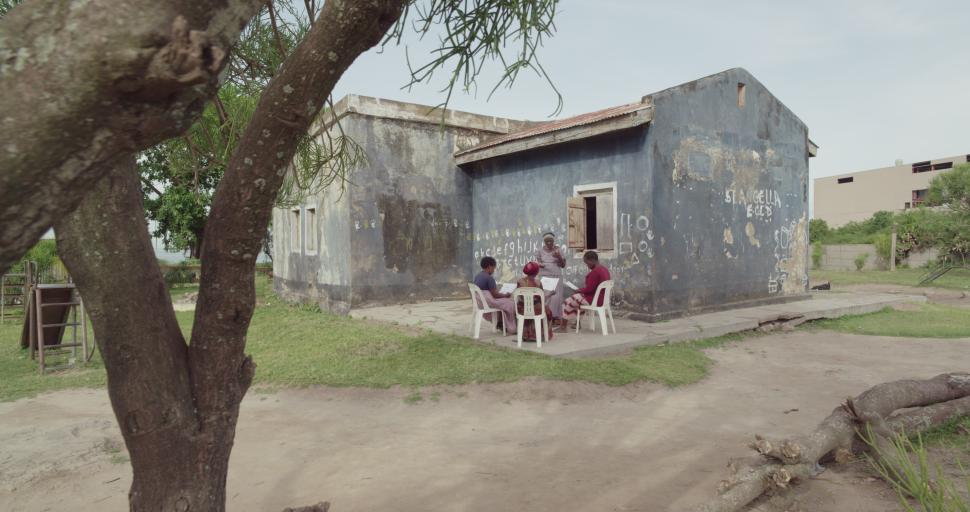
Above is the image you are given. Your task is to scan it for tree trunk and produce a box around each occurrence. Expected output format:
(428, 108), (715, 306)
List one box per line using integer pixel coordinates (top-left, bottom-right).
(55, 157), (250, 511)
(191, 228), (204, 260)
(188, 0), (407, 431)
(53, 2), (408, 510)
(0, 0), (263, 273)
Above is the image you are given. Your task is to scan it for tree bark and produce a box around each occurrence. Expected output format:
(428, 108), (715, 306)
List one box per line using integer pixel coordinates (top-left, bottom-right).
(189, 0), (407, 428)
(56, 156), (243, 510)
(53, 1), (408, 510)
(0, 0), (264, 273)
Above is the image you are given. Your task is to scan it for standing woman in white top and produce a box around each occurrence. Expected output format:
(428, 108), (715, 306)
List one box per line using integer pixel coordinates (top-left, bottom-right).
(534, 232), (566, 323)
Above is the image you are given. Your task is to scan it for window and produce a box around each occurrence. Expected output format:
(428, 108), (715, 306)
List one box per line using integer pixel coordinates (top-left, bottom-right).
(912, 161), (932, 173)
(904, 202), (911, 209)
(737, 83), (746, 109)
(837, 177), (854, 184)
(290, 208), (301, 253)
(304, 206), (318, 255)
(567, 183), (616, 254)
(966, 155), (970, 163)
(932, 162), (953, 171)
(912, 189), (928, 206)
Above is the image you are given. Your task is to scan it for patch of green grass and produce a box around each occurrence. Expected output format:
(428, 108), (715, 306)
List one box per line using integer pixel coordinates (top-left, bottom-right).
(0, 277), (749, 402)
(811, 268), (970, 290)
(169, 284), (199, 302)
(921, 415), (970, 454)
(810, 304), (970, 338)
(403, 391), (423, 404)
(0, 321), (106, 402)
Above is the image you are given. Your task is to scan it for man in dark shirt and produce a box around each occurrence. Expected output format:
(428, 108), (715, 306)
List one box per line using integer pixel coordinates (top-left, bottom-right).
(561, 251), (611, 327)
(472, 256), (516, 334)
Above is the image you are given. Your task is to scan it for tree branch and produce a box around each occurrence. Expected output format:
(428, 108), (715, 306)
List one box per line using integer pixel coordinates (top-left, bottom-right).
(189, 0), (407, 429)
(266, 1), (288, 59)
(0, 0), (263, 273)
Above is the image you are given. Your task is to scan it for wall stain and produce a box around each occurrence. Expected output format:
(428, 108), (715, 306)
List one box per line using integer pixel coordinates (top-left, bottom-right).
(377, 194), (460, 280)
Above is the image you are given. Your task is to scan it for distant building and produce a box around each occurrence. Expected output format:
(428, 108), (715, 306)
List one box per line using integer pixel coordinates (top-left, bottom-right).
(275, 68), (816, 320)
(814, 154), (970, 227)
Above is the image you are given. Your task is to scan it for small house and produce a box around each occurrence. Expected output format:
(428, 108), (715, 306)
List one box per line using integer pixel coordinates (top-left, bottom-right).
(273, 68), (816, 320)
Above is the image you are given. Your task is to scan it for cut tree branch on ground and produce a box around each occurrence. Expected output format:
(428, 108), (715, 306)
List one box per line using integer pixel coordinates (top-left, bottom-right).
(696, 372), (970, 512)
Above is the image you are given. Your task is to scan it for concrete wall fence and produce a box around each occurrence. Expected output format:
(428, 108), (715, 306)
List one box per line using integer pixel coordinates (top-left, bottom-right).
(818, 244), (938, 271)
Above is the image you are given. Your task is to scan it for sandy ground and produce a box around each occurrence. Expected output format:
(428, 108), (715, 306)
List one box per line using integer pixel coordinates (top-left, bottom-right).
(1, 331), (968, 512)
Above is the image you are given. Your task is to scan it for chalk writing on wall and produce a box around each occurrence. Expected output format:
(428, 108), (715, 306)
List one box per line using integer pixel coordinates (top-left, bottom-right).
(724, 188), (782, 221)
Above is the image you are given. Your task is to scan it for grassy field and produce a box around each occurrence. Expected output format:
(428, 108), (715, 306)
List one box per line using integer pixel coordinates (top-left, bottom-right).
(811, 268), (970, 290)
(0, 277), (750, 402)
(810, 303), (970, 338)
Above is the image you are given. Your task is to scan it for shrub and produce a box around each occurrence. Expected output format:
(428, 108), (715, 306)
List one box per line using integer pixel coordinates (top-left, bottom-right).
(811, 241), (824, 269)
(809, 218), (830, 244)
(854, 253), (869, 271)
(873, 232), (893, 266)
(163, 263), (195, 288)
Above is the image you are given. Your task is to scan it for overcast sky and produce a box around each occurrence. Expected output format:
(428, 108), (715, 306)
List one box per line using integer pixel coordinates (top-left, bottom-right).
(333, 0), (969, 197)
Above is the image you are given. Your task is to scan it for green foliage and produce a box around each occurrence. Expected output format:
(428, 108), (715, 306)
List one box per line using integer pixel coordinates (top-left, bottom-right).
(19, 239), (59, 271)
(811, 241), (824, 269)
(922, 415), (970, 454)
(816, 205), (970, 265)
(863, 427), (969, 512)
(873, 232), (892, 263)
(808, 218), (830, 244)
(927, 163), (970, 216)
(162, 263), (196, 289)
(854, 252), (869, 271)
(0, 0), (23, 19)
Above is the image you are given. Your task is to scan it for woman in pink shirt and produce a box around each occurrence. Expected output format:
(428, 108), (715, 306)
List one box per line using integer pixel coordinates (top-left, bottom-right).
(561, 251), (610, 329)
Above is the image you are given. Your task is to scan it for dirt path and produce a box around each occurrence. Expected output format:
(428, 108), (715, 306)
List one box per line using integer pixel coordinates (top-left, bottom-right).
(1, 331), (967, 512)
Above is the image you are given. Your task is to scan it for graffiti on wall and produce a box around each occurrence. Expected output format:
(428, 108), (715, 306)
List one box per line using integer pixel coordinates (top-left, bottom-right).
(472, 210), (655, 287)
(724, 187), (782, 221)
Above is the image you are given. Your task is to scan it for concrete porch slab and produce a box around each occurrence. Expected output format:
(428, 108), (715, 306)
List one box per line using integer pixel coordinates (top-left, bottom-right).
(349, 291), (926, 358)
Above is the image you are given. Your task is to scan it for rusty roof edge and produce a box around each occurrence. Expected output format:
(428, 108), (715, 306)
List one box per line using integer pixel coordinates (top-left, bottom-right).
(454, 103), (654, 158)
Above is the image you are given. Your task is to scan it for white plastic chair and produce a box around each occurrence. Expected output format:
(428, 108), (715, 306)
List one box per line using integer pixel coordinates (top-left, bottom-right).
(512, 287), (549, 348)
(468, 283), (505, 339)
(576, 280), (616, 336)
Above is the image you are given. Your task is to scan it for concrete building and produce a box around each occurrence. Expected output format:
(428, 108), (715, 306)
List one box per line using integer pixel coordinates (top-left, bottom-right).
(274, 68), (816, 320)
(814, 154), (970, 227)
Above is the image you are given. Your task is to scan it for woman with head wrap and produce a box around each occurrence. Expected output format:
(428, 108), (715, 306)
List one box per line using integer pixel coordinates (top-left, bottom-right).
(513, 261), (554, 342)
(534, 232), (566, 322)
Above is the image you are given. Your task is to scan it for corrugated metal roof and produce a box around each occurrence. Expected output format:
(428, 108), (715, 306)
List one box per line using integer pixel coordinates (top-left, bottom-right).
(455, 101), (652, 156)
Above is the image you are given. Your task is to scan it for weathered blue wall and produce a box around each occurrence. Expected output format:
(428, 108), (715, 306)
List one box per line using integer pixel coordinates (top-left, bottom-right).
(275, 110), (503, 310)
(468, 68), (810, 319)
(642, 68), (810, 317)
(468, 128), (652, 300)
(346, 115), (479, 305)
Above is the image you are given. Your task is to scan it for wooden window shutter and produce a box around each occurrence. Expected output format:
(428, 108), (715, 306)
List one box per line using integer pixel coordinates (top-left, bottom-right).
(596, 194), (614, 251)
(567, 196), (586, 249)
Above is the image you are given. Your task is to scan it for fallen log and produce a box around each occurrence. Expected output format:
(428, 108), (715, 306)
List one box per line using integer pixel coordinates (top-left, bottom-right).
(696, 372), (970, 512)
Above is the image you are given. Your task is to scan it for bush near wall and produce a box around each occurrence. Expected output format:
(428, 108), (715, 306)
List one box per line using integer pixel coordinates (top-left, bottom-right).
(810, 207), (968, 267)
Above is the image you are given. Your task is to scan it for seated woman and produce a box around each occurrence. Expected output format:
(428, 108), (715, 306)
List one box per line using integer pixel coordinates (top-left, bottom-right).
(473, 256), (516, 335)
(514, 262), (554, 342)
(561, 250), (611, 330)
